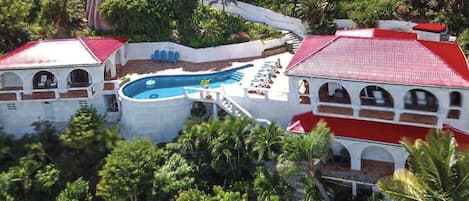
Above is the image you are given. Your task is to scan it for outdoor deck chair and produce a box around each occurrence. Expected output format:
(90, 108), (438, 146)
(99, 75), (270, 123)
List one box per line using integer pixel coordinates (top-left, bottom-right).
(174, 51), (180, 63)
(373, 90), (385, 105)
(152, 50), (160, 62)
(416, 91), (427, 106)
(37, 75), (47, 88)
(167, 51), (175, 63)
(159, 50), (167, 62)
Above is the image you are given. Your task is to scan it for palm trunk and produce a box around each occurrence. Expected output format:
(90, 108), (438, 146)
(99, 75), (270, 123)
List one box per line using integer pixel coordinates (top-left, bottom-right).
(308, 159), (330, 201)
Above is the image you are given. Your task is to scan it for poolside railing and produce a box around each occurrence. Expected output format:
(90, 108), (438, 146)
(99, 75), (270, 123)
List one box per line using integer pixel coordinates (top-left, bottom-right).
(221, 84), (289, 101)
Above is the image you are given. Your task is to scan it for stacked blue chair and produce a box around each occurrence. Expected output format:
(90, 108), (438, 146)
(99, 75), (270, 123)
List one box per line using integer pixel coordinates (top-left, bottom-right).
(151, 49), (180, 63)
(151, 50), (159, 62)
(173, 51), (180, 63)
(159, 50), (167, 62)
(167, 51), (175, 63)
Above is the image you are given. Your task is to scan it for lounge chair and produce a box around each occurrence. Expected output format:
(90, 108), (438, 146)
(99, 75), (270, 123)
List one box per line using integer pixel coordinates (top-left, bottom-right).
(159, 50), (167, 62)
(373, 90), (385, 105)
(416, 91), (426, 106)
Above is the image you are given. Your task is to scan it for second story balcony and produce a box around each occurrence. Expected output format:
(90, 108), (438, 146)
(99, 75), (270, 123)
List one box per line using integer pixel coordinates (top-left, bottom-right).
(0, 69), (102, 102)
(296, 80), (462, 128)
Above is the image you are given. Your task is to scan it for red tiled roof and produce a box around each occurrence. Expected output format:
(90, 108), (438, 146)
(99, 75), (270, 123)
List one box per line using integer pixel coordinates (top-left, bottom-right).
(82, 37), (128, 63)
(287, 111), (469, 149)
(286, 29), (469, 87)
(413, 23), (447, 33)
(0, 38), (128, 69)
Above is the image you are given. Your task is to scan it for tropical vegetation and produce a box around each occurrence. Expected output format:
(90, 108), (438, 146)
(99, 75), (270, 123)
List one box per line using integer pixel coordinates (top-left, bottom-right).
(0, 106), (335, 200)
(377, 129), (469, 201)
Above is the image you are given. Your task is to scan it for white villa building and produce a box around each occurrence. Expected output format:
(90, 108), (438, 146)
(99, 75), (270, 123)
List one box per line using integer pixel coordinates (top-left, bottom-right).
(0, 38), (127, 134)
(0, 26), (468, 196)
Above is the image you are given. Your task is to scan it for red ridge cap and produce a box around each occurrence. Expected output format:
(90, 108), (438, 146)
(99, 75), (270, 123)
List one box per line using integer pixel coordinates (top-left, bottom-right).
(413, 23), (447, 33)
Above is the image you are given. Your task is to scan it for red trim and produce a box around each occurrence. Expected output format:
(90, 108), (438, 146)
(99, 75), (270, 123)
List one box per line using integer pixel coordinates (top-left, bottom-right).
(287, 111), (469, 149)
(413, 23), (447, 33)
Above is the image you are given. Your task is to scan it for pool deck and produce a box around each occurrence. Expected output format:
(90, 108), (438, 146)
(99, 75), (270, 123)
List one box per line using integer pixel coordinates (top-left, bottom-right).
(117, 52), (294, 96)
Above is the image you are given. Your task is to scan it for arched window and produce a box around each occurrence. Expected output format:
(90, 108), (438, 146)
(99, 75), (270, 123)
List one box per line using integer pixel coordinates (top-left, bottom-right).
(361, 146), (394, 177)
(359, 86), (393, 107)
(450, 91), (461, 107)
(318, 82), (351, 104)
(68, 69), (91, 87)
(404, 89), (438, 112)
(33, 71), (57, 89)
(0, 72), (23, 90)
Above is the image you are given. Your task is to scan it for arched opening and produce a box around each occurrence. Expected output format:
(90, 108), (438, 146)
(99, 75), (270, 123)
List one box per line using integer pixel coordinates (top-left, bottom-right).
(298, 79), (310, 104)
(359, 86), (393, 107)
(404, 89), (438, 112)
(318, 82), (351, 104)
(68, 69), (91, 88)
(33, 71), (57, 89)
(0, 72), (23, 90)
(450, 91), (461, 107)
(326, 141), (351, 169)
(361, 146), (394, 177)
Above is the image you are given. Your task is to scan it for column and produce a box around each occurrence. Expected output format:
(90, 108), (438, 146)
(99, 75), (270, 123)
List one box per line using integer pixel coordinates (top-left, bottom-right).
(352, 182), (357, 197)
(212, 104), (218, 117)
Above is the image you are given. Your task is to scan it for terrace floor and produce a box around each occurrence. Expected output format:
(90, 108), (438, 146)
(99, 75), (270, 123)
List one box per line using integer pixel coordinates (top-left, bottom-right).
(118, 56), (264, 78)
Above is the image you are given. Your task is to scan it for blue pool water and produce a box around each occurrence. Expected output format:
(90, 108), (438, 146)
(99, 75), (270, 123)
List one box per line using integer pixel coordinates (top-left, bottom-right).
(122, 65), (251, 99)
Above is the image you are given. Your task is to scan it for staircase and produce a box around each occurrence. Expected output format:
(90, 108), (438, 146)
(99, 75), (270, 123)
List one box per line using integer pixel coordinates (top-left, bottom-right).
(285, 32), (303, 53)
(184, 87), (271, 125)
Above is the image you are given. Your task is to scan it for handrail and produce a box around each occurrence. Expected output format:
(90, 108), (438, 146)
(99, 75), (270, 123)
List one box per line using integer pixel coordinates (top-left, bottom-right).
(183, 87), (271, 125)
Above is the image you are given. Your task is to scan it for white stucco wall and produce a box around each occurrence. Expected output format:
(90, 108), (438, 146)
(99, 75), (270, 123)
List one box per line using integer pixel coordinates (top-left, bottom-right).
(288, 75), (469, 131)
(126, 39), (286, 63)
(0, 94), (106, 136)
(119, 96), (192, 142)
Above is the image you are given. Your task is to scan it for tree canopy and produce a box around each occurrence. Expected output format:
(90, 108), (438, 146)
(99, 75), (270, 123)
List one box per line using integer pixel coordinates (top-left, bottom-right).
(378, 129), (469, 201)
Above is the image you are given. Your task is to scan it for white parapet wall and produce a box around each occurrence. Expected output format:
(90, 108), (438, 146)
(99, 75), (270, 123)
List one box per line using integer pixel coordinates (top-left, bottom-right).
(126, 38), (286, 63)
(204, 0), (308, 37)
(205, 1), (419, 36)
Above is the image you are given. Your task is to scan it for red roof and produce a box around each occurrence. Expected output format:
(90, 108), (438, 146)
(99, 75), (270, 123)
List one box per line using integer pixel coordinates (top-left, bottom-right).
(413, 23), (447, 33)
(286, 29), (469, 87)
(0, 38), (127, 69)
(287, 111), (469, 149)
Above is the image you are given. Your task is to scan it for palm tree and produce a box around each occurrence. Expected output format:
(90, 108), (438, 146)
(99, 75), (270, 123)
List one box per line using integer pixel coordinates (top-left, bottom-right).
(377, 129), (469, 201)
(209, 0), (237, 12)
(297, 0), (336, 35)
(248, 122), (285, 162)
(210, 116), (253, 179)
(280, 120), (333, 201)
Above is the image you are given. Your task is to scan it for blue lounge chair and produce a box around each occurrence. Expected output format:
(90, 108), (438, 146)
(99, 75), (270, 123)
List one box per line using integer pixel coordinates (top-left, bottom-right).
(159, 50), (167, 62)
(167, 51), (174, 63)
(173, 51), (180, 63)
(151, 50), (159, 62)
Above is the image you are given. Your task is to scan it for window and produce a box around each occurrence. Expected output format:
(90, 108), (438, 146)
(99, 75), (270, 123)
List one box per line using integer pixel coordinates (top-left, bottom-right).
(78, 100), (88, 108)
(450, 91), (462, 107)
(7, 103), (16, 110)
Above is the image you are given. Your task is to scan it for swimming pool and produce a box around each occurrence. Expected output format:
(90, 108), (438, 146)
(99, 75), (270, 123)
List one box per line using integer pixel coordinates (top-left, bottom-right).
(122, 64), (251, 100)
